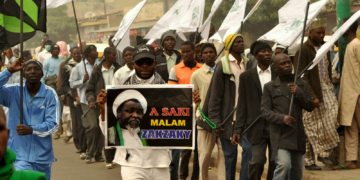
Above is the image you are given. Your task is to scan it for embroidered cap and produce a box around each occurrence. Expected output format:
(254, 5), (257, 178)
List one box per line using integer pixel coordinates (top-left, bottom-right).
(112, 90), (148, 118)
(132, 45), (156, 61)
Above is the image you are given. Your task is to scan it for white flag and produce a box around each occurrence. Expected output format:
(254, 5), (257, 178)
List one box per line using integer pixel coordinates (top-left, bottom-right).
(144, 0), (192, 40)
(112, 0), (147, 51)
(308, 10), (360, 70)
(176, 0), (206, 41)
(199, 0), (223, 40)
(113, 29), (131, 54)
(258, 0), (329, 47)
(47, 0), (72, 9)
(209, 0), (247, 42)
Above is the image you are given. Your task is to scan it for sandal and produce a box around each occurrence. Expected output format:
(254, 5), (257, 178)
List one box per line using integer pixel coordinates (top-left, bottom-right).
(333, 164), (352, 170)
(63, 136), (73, 143)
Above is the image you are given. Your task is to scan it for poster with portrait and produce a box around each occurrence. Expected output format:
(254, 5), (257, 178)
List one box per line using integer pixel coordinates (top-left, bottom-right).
(105, 85), (195, 149)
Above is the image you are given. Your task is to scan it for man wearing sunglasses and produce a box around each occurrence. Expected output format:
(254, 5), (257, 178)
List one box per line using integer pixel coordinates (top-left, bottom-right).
(123, 45), (165, 84)
(97, 45), (170, 179)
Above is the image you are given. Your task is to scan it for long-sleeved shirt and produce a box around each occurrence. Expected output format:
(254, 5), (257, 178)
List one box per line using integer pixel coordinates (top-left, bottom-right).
(37, 50), (52, 65)
(0, 69), (61, 164)
(112, 65), (134, 85)
(41, 57), (64, 83)
(69, 59), (100, 105)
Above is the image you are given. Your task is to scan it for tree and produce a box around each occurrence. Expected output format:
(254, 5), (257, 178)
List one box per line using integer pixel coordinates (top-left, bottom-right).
(25, 5), (77, 49)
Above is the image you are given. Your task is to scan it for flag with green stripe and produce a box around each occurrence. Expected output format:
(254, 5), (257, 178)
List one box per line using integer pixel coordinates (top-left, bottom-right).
(0, 0), (46, 52)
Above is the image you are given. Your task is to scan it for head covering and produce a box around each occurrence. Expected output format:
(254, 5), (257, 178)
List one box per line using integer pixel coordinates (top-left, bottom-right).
(83, 45), (97, 57)
(160, 31), (176, 48)
(56, 41), (68, 55)
(275, 44), (286, 50)
(69, 42), (78, 50)
(122, 46), (134, 58)
(132, 45), (156, 61)
(50, 44), (60, 53)
(309, 18), (325, 31)
(112, 90), (148, 118)
(23, 60), (43, 76)
(200, 43), (217, 55)
(224, 33), (243, 52)
(250, 41), (272, 55)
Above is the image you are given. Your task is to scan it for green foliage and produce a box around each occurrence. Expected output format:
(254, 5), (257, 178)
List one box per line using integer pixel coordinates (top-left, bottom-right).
(25, 5), (77, 49)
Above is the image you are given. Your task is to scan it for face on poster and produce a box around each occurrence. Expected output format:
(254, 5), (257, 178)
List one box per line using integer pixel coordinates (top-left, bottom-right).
(105, 85), (195, 149)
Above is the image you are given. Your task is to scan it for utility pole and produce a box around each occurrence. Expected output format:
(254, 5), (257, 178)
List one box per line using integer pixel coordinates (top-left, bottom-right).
(103, 0), (107, 15)
(336, 0), (351, 76)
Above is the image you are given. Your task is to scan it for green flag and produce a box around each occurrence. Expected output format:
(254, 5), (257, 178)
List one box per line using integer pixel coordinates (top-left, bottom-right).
(0, 0), (46, 52)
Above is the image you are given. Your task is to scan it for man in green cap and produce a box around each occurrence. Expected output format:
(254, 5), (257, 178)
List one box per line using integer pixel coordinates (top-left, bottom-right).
(70, 45), (104, 164)
(294, 18), (340, 170)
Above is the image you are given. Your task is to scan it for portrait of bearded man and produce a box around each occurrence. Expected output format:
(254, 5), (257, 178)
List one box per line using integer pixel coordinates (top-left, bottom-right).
(109, 90), (148, 147)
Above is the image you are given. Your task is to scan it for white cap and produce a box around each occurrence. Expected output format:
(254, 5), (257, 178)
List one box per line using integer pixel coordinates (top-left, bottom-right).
(112, 90), (147, 118)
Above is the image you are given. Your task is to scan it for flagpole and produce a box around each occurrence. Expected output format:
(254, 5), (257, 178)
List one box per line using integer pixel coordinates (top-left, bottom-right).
(288, 0), (311, 116)
(193, 27), (199, 45)
(19, 0), (24, 124)
(72, 0), (87, 72)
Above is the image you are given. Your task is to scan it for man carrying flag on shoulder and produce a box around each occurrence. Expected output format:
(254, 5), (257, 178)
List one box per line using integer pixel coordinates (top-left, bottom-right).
(0, 59), (61, 180)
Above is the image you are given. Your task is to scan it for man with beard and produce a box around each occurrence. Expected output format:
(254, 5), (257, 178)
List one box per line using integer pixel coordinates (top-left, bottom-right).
(156, 31), (182, 82)
(294, 19), (340, 170)
(97, 45), (170, 179)
(108, 90), (148, 147)
(62, 47), (87, 158)
(0, 59), (61, 180)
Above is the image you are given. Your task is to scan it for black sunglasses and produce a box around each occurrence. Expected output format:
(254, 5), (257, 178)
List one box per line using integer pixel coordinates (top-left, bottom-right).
(135, 59), (155, 66)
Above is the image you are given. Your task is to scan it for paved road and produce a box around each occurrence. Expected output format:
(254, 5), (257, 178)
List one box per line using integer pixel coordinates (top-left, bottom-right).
(51, 131), (227, 180)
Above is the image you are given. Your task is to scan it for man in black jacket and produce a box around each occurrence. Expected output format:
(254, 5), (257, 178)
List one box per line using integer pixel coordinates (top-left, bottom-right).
(85, 47), (121, 169)
(156, 31), (182, 82)
(261, 54), (314, 180)
(232, 41), (276, 180)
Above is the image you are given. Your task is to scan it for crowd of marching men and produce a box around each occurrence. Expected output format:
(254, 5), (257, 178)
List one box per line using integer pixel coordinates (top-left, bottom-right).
(1, 17), (360, 180)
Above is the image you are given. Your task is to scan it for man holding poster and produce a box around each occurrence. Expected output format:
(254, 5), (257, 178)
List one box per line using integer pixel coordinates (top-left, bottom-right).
(97, 45), (194, 179)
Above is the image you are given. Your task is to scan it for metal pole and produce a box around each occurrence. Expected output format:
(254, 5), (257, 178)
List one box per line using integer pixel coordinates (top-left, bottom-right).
(336, 0), (351, 76)
(241, 116), (261, 136)
(288, 1), (310, 116)
(72, 0), (87, 72)
(193, 27), (199, 45)
(103, 0), (107, 15)
(19, 0), (24, 124)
